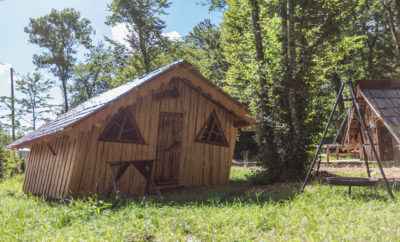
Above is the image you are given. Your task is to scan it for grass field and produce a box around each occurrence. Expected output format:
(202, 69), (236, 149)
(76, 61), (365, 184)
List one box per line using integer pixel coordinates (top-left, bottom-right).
(1, 167), (400, 241)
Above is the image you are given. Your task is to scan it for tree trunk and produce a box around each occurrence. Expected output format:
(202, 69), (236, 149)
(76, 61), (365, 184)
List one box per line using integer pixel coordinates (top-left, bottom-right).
(277, 0), (294, 167)
(249, 0), (281, 181)
(61, 77), (69, 113)
(31, 90), (37, 130)
(280, 0), (308, 180)
(32, 103), (36, 130)
(0, 155), (3, 179)
(138, 28), (151, 73)
(383, 1), (400, 56)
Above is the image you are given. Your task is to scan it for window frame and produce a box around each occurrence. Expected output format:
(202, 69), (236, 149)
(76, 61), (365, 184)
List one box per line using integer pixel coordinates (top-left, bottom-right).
(99, 108), (146, 144)
(195, 110), (229, 147)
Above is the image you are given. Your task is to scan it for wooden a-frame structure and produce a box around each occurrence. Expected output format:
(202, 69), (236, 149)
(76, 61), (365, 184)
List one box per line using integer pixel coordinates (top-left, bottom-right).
(301, 80), (395, 199)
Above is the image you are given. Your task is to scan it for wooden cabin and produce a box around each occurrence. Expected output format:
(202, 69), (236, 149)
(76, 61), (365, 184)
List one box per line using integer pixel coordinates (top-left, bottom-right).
(8, 60), (255, 199)
(343, 80), (400, 162)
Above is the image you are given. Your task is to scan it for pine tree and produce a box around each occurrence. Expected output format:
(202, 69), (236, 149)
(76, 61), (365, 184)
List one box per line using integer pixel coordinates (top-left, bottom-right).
(24, 8), (94, 113)
(70, 44), (114, 106)
(106, 0), (171, 74)
(185, 19), (229, 87)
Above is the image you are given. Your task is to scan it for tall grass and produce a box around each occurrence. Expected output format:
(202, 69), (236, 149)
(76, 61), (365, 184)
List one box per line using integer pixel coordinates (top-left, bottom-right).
(0, 168), (399, 241)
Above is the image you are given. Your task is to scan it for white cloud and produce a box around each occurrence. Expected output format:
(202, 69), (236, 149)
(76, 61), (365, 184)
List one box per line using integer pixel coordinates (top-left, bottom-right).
(162, 31), (182, 41)
(111, 23), (130, 48)
(111, 23), (183, 47)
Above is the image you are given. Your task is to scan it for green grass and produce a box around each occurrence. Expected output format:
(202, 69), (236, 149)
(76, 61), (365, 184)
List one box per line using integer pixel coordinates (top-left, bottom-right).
(1, 167), (400, 241)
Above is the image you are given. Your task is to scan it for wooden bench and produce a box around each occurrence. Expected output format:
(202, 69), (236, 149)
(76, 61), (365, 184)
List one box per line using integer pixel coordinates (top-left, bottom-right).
(324, 144), (360, 162)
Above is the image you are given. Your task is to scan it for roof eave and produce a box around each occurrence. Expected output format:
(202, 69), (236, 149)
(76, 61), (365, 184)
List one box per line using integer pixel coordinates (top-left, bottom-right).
(357, 79), (400, 89)
(9, 60), (255, 148)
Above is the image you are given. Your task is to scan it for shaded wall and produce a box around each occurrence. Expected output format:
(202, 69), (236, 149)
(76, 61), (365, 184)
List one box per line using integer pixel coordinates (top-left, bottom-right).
(23, 136), (78, 198)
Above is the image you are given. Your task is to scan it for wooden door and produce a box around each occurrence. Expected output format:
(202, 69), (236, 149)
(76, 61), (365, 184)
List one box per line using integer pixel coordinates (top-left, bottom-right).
(154, 112), (183, 185)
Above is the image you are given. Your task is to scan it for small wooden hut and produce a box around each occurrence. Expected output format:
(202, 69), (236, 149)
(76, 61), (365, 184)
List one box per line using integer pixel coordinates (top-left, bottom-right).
(8, 60), (255, 198)
(343, 80), (400, 162)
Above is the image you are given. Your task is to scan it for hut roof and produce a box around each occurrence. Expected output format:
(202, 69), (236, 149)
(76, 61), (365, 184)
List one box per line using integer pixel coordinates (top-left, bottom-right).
(9, 60), (254, 149)
(354, 80), (400, 144)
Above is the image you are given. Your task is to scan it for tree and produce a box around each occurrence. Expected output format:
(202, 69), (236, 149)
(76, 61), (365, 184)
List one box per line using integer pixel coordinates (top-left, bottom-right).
(350, 1), (400, 80)
(70, 44), (114, 106)
(0, 127), (23, 179)
(0, 128), (11, 179)
(24, 8), (94, 113)
(106, 0), (171, 74)
(381, 0), (400, 57)
(16, 72), (54, 130)
(273, 0), (309, 180)
(270, 0), (361, 180)
(185, 19), (229, 87)
(221, 0), (368, 182)
(202, 0), (227, 11)
(248, 0), (281, 181)
(0, 96), (22, 136)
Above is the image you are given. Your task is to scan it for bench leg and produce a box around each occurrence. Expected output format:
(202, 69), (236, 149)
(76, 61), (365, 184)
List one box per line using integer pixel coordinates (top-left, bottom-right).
(348, 186), (352, 195)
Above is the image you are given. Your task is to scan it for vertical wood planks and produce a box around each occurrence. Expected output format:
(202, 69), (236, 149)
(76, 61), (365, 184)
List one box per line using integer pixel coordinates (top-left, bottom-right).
(22, 70), (244, 198)
(62, 138), (78, 197)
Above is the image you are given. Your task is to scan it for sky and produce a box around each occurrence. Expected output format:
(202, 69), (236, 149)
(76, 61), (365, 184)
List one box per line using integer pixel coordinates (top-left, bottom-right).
(0, 0), (222, 102)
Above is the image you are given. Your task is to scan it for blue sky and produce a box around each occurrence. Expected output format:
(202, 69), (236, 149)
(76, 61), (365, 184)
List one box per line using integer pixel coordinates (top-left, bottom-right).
(0, 0), (222, 101)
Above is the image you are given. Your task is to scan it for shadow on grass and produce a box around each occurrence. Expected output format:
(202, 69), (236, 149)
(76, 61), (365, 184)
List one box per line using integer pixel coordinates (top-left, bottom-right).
(5, 172), (396, 211)
(345, 183), (400, 202)
(350, 191), (389, 201)
(103, 180), (303, 212)
(1, 177), (301, 211)
(307, 178), (395, 202)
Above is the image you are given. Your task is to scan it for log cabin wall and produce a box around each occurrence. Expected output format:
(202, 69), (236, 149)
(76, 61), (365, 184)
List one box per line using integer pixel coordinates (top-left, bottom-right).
(67, 68), (238, 197)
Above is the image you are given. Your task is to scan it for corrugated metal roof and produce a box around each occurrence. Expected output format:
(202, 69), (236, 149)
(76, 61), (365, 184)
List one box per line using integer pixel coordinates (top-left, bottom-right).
(8, 60), (184, 148)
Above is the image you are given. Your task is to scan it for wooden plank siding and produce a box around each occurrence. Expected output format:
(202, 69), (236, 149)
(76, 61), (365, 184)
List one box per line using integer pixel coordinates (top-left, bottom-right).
(23, 136), (79, 198)
(346, 93), (400, 163)
(24, 68), (241, 198)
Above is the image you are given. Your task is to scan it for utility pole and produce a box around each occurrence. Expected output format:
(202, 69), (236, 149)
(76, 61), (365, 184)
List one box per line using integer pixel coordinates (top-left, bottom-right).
(10, 67), (15, 141)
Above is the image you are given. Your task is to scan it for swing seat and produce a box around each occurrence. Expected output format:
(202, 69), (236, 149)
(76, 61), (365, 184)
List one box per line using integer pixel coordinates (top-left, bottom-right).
(323, 176), (379, 187)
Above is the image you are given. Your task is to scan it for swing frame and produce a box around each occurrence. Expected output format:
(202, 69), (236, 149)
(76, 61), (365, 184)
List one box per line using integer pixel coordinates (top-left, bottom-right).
(301, 80), (395, 199)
